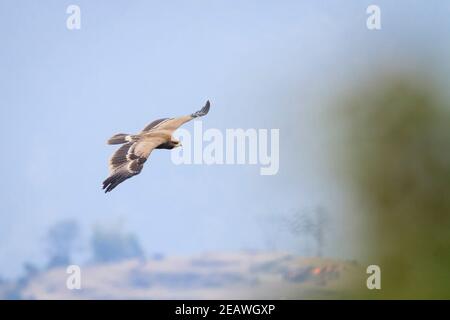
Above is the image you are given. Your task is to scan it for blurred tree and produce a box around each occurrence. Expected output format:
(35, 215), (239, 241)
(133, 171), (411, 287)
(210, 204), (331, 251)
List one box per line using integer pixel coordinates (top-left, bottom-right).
(340, 73), (450, 298)
(287, 207), (328, 257)
(46, 220), (79, 269)
(90, 225), (144, 263)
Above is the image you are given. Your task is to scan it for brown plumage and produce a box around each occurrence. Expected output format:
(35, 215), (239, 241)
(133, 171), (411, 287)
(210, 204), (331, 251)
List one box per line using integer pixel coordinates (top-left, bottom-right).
(102, 100), (210, 193)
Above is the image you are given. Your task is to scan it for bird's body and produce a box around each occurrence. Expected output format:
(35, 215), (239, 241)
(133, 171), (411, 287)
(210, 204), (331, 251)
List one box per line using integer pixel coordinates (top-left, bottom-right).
(102, 101), (210, 193)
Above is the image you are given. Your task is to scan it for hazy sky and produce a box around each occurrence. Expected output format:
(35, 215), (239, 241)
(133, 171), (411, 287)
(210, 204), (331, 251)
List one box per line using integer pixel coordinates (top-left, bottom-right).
(1, 1), (449, 278)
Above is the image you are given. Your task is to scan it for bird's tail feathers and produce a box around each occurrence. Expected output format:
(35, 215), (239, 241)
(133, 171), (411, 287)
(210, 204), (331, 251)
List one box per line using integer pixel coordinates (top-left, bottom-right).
(107, 133), (130, 145)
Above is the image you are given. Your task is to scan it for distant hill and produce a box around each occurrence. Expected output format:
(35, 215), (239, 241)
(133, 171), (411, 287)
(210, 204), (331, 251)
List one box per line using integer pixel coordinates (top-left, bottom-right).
(2, 252), (364, 299)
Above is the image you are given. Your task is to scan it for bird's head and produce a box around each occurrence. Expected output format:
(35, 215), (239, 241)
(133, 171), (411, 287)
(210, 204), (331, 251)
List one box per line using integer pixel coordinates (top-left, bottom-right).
(173, 140), (182, 148)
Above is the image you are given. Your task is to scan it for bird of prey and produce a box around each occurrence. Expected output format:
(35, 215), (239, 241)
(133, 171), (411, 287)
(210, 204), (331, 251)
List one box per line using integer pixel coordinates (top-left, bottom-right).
(102, 100), (211, 193)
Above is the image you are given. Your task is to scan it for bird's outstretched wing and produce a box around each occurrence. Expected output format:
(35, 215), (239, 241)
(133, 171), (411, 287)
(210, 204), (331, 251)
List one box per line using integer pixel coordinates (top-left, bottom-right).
(102, 134), (168, 193)
(141, 100), (211, 133)
(140, 117), (172, 132)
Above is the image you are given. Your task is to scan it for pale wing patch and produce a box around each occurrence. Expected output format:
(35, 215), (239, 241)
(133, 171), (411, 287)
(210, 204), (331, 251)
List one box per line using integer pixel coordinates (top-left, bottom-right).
(154, 101), (210, 132)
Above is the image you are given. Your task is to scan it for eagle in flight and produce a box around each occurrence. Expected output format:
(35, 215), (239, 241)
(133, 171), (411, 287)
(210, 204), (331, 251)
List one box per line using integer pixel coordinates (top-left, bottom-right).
(102, 100), (211, 193)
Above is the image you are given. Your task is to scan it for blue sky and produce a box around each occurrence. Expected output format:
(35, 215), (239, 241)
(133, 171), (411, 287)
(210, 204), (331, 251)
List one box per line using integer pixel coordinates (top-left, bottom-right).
(0, 1), (449, 278)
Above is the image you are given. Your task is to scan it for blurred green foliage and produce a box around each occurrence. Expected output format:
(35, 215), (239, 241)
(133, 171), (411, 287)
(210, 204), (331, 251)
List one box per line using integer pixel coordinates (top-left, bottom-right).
(341, 74), (450, 298)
